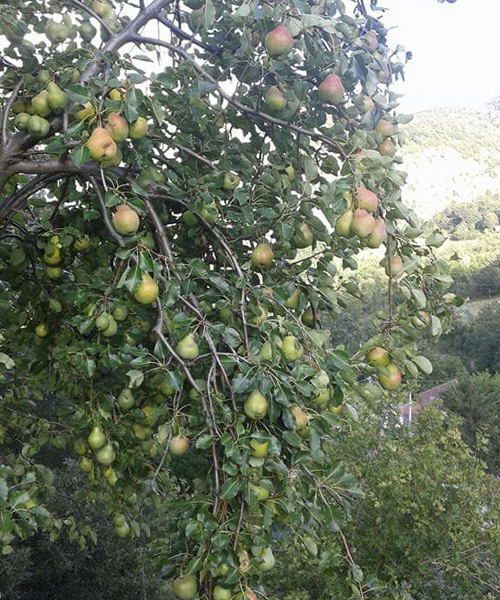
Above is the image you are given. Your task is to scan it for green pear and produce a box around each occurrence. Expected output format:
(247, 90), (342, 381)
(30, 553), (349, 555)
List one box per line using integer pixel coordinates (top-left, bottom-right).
(293, 223), (313, 248)
(213, 585), (232, 600)
(117, 388), (134, 409)
(301, 306), (314, 327)
(249, 482), (269, 501)
(46, 266), (62, 278)
(35, 323), (48, 338)
(79, 20), (97, 42)
(46, 82), (67, 110)
(335, 211), (354, 237)
(31, 91), (51, 117)
(250, 438), (269, 458)
(367, 347), (390, 367)
(87, 425), (106, 450)
(114, 522), (130, 537)
(95, 313), (110, 330)
(282, 335), (303, 361)
(222, 172), (240, 190)
(258, 340), (273, 361)
(95, 443), (115, 465)
(172, 576), (197, 600)
(285, 288), (300, 309)
(43, 243), (61, 265)
(385, 255), (403, 277)
(112, 305), (128, 322)
(45, 20), (70, 43)
(14, 112), (31, 130)
(28, 115), (50, 136)
(258, 547), (275, 571)
(176, 333), (199, 360)
(129, 116), (148, 139)
(102, 316), (118, 337)
(244, 390), (268, 419)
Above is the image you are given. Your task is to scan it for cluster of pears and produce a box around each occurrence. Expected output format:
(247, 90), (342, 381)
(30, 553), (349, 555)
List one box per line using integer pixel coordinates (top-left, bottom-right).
(264, 26), (344, 107)
(366, 347), (402, 390)
(335, 187), (388, 248)
(42, 237), (64, 279)
(375, 118), (398, 158)
(85, 109), (148, 167)
(95, 303), (128, 338)
(77, 426), (117, 487)
(91, 0), (122, 39)
(13, 80), (67, 137)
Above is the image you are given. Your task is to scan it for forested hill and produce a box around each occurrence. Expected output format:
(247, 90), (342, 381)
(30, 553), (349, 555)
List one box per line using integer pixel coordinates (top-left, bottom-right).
(401, 107), (500, 219)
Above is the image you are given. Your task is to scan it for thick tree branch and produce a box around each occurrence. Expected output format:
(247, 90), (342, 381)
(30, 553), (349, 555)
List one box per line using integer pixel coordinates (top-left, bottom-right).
(0, 174), (63, 225)
(1, 77), (23, 146)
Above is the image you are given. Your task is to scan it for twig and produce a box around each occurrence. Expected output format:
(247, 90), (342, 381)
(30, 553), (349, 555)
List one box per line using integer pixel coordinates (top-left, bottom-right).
(156, 14), (221, 56)
(88, 175), (124, 246)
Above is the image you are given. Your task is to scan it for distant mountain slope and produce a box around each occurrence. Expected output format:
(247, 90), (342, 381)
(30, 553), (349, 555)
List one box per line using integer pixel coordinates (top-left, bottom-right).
(401, 108), (500, 219)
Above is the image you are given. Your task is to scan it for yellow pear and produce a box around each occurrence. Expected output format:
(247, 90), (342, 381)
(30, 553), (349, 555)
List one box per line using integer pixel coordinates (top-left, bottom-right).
(31, 91), (51, 117)
(76, 102), (95, 121)
(133, 273), (159, 304)
(112, 205), (140, 235)
(46, 82), (67, 110)
(86, 127), (117, 162)
(176, 333), (199, 360)
(105, 112), (129, 142)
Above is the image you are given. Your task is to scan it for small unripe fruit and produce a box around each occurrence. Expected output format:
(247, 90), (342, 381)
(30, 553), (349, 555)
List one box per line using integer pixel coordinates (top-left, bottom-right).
(367, 347), (390, 367)
(252, 243), (274, 267)
(176, 333), (199, 360)
(133, 273), (159, 304)
(35, 323), (48, 338)
(244, 390), (268, 419)
(293, 223), (314, 248)
(172, 576), (198, 600)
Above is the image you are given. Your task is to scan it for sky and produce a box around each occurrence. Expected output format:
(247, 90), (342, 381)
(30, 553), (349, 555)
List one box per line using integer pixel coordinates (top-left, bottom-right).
(381, 0), (500, 113)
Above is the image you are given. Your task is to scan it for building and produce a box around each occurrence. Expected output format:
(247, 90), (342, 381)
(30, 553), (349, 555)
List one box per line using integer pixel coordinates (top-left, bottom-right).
(398, 380), (458, 425)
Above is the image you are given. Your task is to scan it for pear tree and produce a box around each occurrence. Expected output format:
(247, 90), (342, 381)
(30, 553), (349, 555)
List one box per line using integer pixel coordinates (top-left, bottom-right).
(0, 0), (457, 598)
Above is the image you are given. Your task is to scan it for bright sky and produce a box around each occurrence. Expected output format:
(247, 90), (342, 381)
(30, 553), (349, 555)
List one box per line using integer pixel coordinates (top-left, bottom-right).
(381, 0), (500, 113)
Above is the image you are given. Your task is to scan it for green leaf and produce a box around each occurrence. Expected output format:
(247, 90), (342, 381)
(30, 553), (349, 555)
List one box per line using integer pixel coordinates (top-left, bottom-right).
(70, 145), (90, 168)
(219, 478), (241, 500)
(0, 352), (15, 369)
(413, 355), (433, 375)
(196, 434), (213, 450)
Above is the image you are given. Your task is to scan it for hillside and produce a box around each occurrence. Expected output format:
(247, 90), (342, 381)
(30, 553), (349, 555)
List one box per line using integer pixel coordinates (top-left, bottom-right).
(401, 108), (500, 219)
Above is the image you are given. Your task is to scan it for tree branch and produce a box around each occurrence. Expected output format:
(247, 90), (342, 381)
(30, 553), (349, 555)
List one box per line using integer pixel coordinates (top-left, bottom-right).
(1, 77), (23, 146)
(69, 0), (113, 36)
(87, 175), (124, 246)
(156, 14), (221, 56)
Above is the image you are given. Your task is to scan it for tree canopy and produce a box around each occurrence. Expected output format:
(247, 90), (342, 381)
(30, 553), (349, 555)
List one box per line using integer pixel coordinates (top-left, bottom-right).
(0, 0), (457, 598)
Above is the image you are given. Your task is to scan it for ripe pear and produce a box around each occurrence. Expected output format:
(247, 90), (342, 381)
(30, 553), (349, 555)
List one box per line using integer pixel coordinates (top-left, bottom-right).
(176, 333), (199, 360)
(291, 405), (308, 429)
(357, 188), (378, 212)
(79, 20), (97, 42)
(222, 172), (240, 190)
(243, 591), (257, 600)
(133, 273), (159, 304)
(375, 119), (397, 138)
(335, 211), (354, 238)
(87, 425), (106, 450)
(27, 115), (50, 136)
(101, 146), (122, 168)
(95, 443), (115, 465)
(385, 255), (403, 277)
(318, 74), (344, 104)
(46, 82), (67, 111)
(112, 205), (140, 235)
(258, 547), (275, 571)
(43, 243), (61, 265)
(86, 127), (117, 162)
(351, 209), (375, 238)
(250, 439), (269, 458)
(301, 306), (314, 327)
(293, 222), (314, 248)
(35, 323), (48, 338)
(170, 435), (189, 456)
(378, 139), (396, 157)
(264, 86), (287, 111)
(367, 219), (388, 248)
(117, 388), (134, 409)
(265, 25), (293, 58)
(367, 347), (390, 367)
(251, 243), (274, 267)
(378, 363), (402, 390)
(76, 102), (95, 121)
(244, 390), (268, 420)
(31, 91), (51, 117)
(106, 112), (129, 142)
(172, 576), (197, 600)
(282, 335), (304, 361)
(129, 116), (148, 139)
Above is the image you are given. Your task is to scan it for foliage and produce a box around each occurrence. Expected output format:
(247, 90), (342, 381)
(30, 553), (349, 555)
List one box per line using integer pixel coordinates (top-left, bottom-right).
(0, 0), (453, 598)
